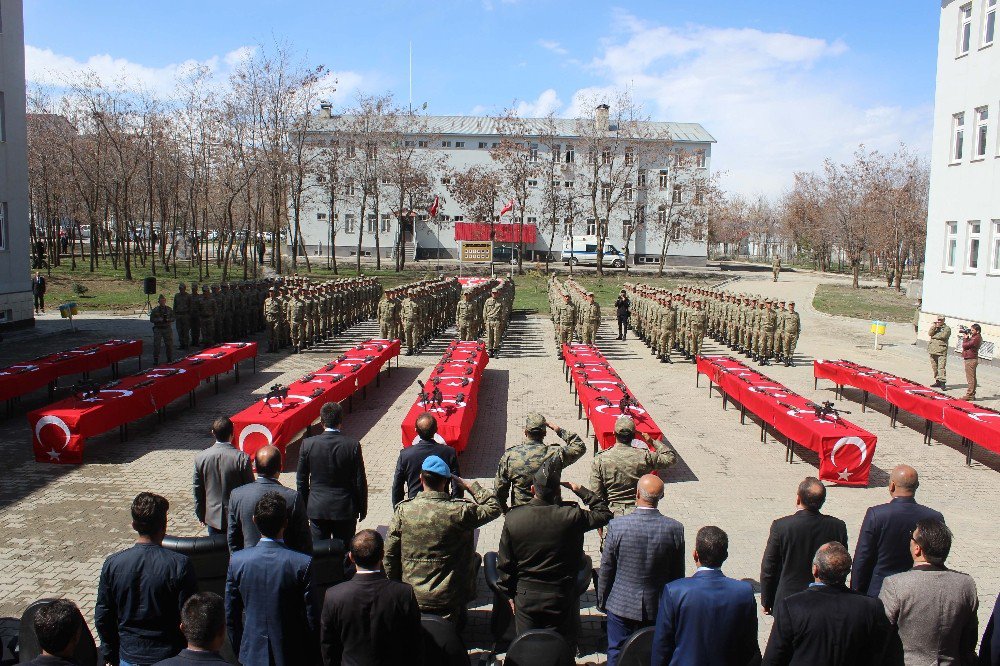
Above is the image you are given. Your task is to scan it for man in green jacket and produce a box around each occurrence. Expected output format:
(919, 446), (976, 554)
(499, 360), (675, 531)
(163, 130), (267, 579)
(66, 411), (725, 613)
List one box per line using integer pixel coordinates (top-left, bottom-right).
(928, 315), (952, 388)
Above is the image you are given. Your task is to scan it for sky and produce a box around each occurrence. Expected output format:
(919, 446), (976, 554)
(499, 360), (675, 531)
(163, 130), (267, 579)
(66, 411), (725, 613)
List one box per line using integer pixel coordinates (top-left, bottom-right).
(23, 1), (943, 196)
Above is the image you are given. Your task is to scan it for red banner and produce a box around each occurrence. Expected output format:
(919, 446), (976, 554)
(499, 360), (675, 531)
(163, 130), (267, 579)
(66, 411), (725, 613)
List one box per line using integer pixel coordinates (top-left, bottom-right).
(454, 222), (537, 244)
(700, 356), (877, 487)
(400, 341), (488, 453)
(0, 339), (143, 402)
(28, 342), (257, 464)
(563, 344), (664, 450)
(231, 339), (400, 458)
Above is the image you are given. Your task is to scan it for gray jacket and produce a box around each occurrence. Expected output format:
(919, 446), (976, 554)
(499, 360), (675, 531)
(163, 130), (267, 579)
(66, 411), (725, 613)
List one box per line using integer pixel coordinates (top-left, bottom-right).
(193, 441), (254, 531)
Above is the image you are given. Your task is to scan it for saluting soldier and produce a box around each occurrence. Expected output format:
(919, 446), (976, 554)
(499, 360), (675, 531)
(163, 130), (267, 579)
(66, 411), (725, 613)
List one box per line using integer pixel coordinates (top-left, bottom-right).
(590, 417), (677, 518)
(149, 294), (175, 364)
(173, 282), (193, 350)
(494, 413), (586, 512)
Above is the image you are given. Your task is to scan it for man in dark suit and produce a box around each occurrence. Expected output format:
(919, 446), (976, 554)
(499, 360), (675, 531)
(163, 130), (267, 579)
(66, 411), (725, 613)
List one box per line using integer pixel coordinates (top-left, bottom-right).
(296, 402), (368, 543)
(651, 526), (760, 666)
(391, 412), (461, 507)
(598, 474), (685, 666)
(96, 493), (197, 666)
(153, 593), (229, 665)
(982, 594), (1000, 666)
(193, 417), (254, 535)
(25, 599), (84, 666)
(497, 460), (612, 649)
(851, 464), (944, 597)
(763, 542), (890, 665)
(760, 477), (848, 614)
(228, 444), (311, 553)
(225, 492), (315, 666)
(321, 529), (423, 665)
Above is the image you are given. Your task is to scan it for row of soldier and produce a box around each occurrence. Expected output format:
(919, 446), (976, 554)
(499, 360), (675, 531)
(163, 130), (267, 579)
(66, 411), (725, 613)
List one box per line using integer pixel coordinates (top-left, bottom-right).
(699, 288), (802, 366)
(262, 276), (382, 354)
(455, 279), (515, 357)
(376, 278), (463, 355)
(547, 276), (602, 357)
(625, 284), (707, 363)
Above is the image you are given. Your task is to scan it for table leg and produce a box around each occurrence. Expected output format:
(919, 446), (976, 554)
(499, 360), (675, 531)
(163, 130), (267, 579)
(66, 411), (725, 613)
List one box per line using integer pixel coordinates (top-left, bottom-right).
(722, 391), (728, 411)
(363, 385), (367, 399)
(925, 420), (932, 446)
(214, 375), (220, 395)
(740, 405), (746, 425)
(189, 391), (195, 408)
(862, 391), (868, 412)
(760, 422), (765, 443)
(119, 424), (127, 442)
(592, 436), (598, 455)
(964, 437), (973, 466)
(695, 371), (699, 388)
(586, 418), (590, 437)
(349, 394), (354, 413)
(814, 377), (818, 391)
(376, 371), (380, 388)
(235, 363), (240, 383)
(48, 381), (55, 402)
(578, 402), (582, 420)
(253, 356), (256, 373)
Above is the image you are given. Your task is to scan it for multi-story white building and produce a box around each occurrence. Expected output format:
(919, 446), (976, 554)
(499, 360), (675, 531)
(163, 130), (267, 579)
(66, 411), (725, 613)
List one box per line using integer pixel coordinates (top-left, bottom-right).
(921, 0), (1000, 342)
(0, 0), (32, 328)
(297, 107), (715, 267)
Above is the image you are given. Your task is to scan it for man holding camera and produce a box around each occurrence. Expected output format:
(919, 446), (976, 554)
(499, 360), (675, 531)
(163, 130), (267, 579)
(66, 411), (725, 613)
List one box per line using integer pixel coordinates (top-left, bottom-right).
(961, 323), (983, 401)
(927, 316), (952, 389)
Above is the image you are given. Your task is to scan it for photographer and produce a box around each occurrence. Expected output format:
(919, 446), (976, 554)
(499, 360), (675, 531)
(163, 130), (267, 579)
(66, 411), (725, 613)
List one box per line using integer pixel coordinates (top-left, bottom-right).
(615, 290), (631, 340)
(927, 316), (951, 389)
(961, 323), (982, 401)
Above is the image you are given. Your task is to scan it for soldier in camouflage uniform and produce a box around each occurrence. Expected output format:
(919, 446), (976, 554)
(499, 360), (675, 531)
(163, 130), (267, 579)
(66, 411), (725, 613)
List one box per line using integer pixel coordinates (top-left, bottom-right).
(378, 289), (396, 339)
(189, 282), (201, 346)
(580, 292), (601, 346)
(198, 285), (217, 345)
(658, 296), (678, 363)
(493, 413), (586, 511)
(401, 290), (418, 355)
(287, 289), (306, 353)
(173, 282), (192, 350)
(456, 290), (475, 341)
(589, 416), (677, 518)
(483, 287), (503, 357)
(263, 286), (282, 353)
(385, 454), (501, 627)
(781, 300), (801, 366)
(553, 292), (576, 358)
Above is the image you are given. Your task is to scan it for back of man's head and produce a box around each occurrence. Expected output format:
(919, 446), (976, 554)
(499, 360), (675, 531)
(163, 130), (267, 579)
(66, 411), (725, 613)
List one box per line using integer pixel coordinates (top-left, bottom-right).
(34, 599), (81, 657)
(419, 470), (448, 491)
(636, 474), (664, 507)
(532, 459), (561, 503)
(813, 542), (852, 585)
(797, 477), (826, 512)
(695, 526), (729, 568)
(255, 445), (283, 478)
(252, 491), (287, 539)
(415, 413), (437, 440)
(131, 492), (169, 538)
(211, 417), (234, 442)
(913, 518), (952, 565)
(320, 401), (343, 429)
(180, 592), (225, 651)
(351, 529), (384, 570)
(890, 465), (919, 496)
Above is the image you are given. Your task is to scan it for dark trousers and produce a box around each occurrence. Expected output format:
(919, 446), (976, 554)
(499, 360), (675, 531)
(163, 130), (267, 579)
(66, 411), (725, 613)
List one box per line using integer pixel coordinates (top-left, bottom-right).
(206, 525), (222, 536)
(606, 611), (651, 666)
(310, 518), (356, 544)
(34, 293), (44, 311)
(513, 586), (578, 649)
(617, 317), (628, 339)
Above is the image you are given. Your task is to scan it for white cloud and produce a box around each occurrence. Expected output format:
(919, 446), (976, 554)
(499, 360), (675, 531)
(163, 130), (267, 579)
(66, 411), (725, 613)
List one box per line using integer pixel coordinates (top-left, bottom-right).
(514, 89), (563, 117)
(538, 39), (568, 56)
(564, 14), (930, 196)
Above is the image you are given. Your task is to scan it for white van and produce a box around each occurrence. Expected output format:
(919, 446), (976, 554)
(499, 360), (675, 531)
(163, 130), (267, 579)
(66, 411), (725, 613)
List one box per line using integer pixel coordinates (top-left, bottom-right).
(561, 235), (626, 268)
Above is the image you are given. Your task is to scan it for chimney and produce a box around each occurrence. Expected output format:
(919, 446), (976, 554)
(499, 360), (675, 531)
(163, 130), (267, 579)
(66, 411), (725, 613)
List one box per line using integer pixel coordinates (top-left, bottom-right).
(319, 101), (332, 118)
(595, 103), (610, 132)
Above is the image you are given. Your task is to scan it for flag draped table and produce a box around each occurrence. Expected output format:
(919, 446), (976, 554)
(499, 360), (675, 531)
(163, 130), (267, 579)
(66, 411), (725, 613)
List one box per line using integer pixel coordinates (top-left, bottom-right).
(562, 344), (664, 452)
(400, 340), (488, 453)
(699, 355), (877, 487)
(0, 339), (143, 403)
(28, 342), (257, 464)
(232, 339), (400, 458)
(814, 359), (1000, 464)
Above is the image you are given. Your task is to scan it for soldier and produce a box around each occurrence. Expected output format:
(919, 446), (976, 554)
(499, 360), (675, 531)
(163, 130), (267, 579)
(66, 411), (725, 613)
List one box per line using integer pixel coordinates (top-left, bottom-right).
(197, 285), (217, 346)
(189, 282), (201, 346)
(210, 284), (224, 343)
(385, 455), (501, 628)
(781, 301), (801, 367)
(772, 254), (781, 282)
(688, 299), (707, 361)
(173, 282), (192, 350)
(456, 291), (475, 341)
(494, 413), (586, 512)
(287, 289), (307, 354)
(590, 416), (677, 519)
(484, 288), (503, 357)
(554, 292), (576, 358)
(761, 299), (778, 366)
(401, 290), (418, 355)
(263, 287), (282, 353)
(658, 296), (677, 363)
(149, 294), (175, 364)
(378, 289), (396, 339)
(581, 292), (601, 346)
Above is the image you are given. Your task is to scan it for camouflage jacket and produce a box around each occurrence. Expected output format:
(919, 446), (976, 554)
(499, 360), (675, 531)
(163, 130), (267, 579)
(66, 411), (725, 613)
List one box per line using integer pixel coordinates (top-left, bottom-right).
(384, 482), (501, 612)
(494, 429), (586, 510)
(589, 438), (677, 516)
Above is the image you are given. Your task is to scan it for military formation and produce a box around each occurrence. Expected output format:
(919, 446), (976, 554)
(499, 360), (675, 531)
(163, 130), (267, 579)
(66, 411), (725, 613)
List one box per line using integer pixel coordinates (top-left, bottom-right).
(376, 277), (462, 355)
(547, 276), (603, 357)
(455, 279), (514, 357)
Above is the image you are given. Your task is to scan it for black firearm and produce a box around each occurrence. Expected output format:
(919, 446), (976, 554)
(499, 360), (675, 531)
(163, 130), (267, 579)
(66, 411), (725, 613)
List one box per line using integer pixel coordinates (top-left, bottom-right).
(264, 384), (289, 405)
(806, 400), (851, 422)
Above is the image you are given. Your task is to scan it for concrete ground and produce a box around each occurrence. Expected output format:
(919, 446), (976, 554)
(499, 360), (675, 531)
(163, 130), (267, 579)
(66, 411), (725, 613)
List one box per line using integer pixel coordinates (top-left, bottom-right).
(0, 270), (997, 664)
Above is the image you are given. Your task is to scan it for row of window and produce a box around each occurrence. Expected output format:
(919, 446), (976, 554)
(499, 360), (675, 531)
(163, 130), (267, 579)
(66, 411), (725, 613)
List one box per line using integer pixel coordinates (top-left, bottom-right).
(950, 105), (999, 161)
(957, 0), (997, 56)
(943, 219), (1000, 273)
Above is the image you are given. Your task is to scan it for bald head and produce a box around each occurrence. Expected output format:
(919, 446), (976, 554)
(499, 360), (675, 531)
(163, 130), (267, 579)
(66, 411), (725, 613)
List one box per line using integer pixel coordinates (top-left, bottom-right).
(255, 445), (282, 478)
(415, 413), (437, 440)
(890, 465), (919, 496)
(636, 474), (664, 507)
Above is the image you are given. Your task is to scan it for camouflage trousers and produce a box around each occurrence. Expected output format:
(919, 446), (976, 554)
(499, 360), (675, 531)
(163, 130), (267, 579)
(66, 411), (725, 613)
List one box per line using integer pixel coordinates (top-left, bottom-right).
(486, 320), (502, 350)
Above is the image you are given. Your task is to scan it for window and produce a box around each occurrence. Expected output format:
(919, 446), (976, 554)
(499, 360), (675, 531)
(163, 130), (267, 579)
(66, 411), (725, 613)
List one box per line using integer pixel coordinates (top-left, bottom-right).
(990, 220), (1000, 273)
(598, 220), (608, 236)
(441, 140), (452, 148)
(953, 113), (966, 161)
(492, 142), (499, 148)
(975, 106), (989, 157)
(562, 219), (573, 236)
(552, 144), (562, 162)
(624, 184), (633, 202)
(944, 221), (958, 270)
(637, 169), (647, 187)
(967, 220), (982, 270)
(672, 185), (683, 203)
(529, 143), (538, 162)
(367, 215), (377, 234)
(317, 212), (327, 221)
(418, 140), (428, 148)
(602, 148), (612, 164)
(527, 179), (538, 188)
(658, 170), (669, 189)
(656, 206), (667, 225)
(551, 179), (560, 188)
(563, 180), (575, 189)
(670, 221), (681, 240)
(346, 142), (356, 158)
(453, 215), (464, 222)
(478, 142), (487, 149)
(986, 0), (997, 45)
(0, 202), (7, 251)
(622, 219), (634, 237)
(602, 184), (611, 202)
(587, 150), (597, 165)
(381, 214), (391, 233)
(381, 174), (391, 185)
(565, 145), (575, 163)
(694, 186), (704, 205)
(345, 214), (356, 233)
(624, 147), (634, 165)
(693, 220), (705, 241)
(527, 216), (537, 225)
(586, 218), (597, 235)
(960, 3), (973, 54)
(696, 149), (707, 168)
(345, 179), (356, 196)
(455, 141), (465, 148)
(404, 140), (415, 147)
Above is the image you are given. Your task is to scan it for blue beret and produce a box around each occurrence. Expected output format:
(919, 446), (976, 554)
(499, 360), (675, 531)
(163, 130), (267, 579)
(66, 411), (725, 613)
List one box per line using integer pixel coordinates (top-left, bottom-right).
(421, 454), (451, 478)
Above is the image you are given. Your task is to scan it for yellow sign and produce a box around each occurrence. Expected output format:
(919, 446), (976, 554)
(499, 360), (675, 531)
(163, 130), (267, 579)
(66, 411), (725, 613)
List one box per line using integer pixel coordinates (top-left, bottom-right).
(870, 321), (887, 335)
(461, 241), (492, 264)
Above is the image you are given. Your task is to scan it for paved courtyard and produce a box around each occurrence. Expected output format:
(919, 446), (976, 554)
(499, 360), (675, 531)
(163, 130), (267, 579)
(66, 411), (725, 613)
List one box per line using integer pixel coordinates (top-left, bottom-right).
(1, 270), (997, 663)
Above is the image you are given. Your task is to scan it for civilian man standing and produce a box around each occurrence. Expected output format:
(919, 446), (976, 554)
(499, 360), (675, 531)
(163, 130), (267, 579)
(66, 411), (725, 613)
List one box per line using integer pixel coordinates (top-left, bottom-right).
(31, 271), (46, 314)
(851, 464), (944, 597)
(760, 477), (848, 615)
(982, 594), (1000, 666)
(651, 526), (760, 666)
(153, 593), (230, 665)
(228, 445), (311, 554)
(96, 493), (197, 666)
(614, 290), (630, 340)
(391, 412), (460, 507)
(26, 599), (85, 666)
(297, 402), (368, 544)
(193, 417), (254, 536)
(598, 475), (685, 666)
(961, 323), (983, 400)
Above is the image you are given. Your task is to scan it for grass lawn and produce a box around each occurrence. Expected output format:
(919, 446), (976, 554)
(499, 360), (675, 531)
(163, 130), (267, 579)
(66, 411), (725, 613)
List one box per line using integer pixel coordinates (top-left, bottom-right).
(812, 283), (918, 323)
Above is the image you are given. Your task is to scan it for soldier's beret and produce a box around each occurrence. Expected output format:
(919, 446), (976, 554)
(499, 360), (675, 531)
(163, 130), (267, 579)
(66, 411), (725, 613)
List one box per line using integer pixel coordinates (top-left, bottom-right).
(421, 454), (451, 478)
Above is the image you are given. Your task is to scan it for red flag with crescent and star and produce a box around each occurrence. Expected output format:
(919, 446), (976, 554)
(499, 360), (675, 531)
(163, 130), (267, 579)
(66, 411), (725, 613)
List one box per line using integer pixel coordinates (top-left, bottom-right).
(427, 195), (439, 218)
(499, 198), (514, 217)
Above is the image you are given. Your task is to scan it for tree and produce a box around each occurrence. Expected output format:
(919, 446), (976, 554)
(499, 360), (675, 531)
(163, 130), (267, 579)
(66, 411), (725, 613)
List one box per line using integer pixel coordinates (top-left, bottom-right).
(490, 110), (541, 275)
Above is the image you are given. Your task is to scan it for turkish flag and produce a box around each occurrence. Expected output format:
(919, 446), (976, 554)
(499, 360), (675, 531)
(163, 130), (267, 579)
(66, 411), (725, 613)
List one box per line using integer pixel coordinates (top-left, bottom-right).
(30, 411), (86, 464)
(499, 199), (514, 216)
(427, 195), (439, 218)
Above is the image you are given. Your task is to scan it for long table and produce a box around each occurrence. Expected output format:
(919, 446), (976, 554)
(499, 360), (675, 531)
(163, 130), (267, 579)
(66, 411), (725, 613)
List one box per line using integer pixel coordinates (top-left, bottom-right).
(1, 339), (143, 405)
(28, 342), (257, 464)
(232, 339), (400, 458)
(563, 344), (664, 453)
(698, 355), (877, 487)
(814, 359), (1000, 464)
(400, 341), (488, 453)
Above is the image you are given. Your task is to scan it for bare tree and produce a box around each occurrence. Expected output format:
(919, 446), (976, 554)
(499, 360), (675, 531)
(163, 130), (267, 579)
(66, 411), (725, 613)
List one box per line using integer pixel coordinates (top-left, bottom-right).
(490, 110), (541, 275)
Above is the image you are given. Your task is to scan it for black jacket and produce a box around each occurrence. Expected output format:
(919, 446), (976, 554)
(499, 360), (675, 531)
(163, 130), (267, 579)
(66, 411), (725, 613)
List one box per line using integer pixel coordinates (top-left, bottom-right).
(615, 296), (630, 320)
(760, 509), (849, 610)
(390, 439), (461, 507)
(296, 430), (368, 522)
(762, 584), (890, 666)
(95, 543), (197, 665)
(320, 572), (423, 666)
(152, 648), (231, 664)
(228, 476), (312, 553)
(23, 657), (77, 666)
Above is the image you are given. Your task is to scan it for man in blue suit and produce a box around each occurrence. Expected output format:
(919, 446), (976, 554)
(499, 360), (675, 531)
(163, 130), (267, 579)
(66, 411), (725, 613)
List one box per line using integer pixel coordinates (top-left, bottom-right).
(225, 492), (316, 666)
(851, 465), (943, 597)
(598, 474), (685, 666)
(651, 526), (761, 666)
